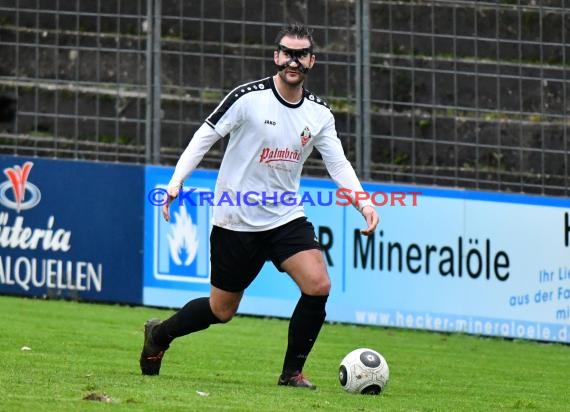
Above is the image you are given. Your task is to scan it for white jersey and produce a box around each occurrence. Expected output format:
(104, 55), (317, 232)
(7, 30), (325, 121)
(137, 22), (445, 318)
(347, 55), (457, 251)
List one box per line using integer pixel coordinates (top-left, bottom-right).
(169, 76), (372, 231)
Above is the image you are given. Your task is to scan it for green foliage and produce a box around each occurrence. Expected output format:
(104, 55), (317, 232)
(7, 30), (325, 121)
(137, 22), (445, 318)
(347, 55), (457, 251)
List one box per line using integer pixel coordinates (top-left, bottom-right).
(201, 89), (224, 102)
(1, 296), (568, 411)
(394, 152), (410, 166)
(484, 111), (509, 121)
(418, 119), (430, 131)
(327, 98), (355, 113)
(0, 16), (12, 27)
(98, 134), (114, 143)
(97, 134), (132, 144)
(28, 130), (52, 138)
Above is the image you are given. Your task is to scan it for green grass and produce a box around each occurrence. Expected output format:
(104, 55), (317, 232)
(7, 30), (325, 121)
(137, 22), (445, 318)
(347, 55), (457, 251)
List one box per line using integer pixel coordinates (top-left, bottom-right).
(1, 295), (568, 411)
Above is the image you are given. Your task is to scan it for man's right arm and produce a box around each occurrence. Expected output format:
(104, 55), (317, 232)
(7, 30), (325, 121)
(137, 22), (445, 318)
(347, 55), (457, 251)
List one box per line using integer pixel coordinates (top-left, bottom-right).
(167, 123), (223, 189)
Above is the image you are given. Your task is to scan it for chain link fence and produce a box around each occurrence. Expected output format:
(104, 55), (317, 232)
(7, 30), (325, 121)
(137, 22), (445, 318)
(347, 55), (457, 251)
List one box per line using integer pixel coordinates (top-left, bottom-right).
(0, 0), (568, 195)
(0, 0), (149, 162)
(368, 0), (569, 195)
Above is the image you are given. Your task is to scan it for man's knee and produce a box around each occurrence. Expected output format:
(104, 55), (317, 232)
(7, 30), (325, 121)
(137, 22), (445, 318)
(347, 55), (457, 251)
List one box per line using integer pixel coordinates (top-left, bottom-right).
(211, 308), (235, 323)
(209, 298), (240, 323)
(209, 287), (243, 323)
(304, 275), (331, 296)
(316, 277), (331, 295)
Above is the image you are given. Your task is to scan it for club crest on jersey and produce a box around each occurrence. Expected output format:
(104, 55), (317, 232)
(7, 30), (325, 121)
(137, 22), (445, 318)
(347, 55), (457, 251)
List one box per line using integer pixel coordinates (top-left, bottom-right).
(300, 126), (312, 146)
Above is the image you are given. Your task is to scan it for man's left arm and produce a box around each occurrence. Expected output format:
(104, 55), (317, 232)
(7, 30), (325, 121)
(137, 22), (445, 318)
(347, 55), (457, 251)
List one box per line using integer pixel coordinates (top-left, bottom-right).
(314, 117), (379, 235)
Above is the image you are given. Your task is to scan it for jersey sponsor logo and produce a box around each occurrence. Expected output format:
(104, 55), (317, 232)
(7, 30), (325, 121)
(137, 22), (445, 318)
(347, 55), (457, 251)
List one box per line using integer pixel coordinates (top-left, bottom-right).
(0, 162), (41, 212)
(300, 126), (312, 146)
(259, 147), (301, 163)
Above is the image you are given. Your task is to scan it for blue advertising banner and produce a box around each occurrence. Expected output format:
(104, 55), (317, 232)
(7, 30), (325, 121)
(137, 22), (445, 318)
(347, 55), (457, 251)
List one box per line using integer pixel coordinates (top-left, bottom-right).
(144, 166), (570, 343)
(144, 166), (215, 300)
(0, 156), (144, 304)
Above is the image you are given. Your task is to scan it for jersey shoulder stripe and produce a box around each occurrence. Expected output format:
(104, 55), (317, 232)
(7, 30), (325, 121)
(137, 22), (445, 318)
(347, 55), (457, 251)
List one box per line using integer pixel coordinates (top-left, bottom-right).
(303, 88), (331, 110)
(206, 77), (272, 127)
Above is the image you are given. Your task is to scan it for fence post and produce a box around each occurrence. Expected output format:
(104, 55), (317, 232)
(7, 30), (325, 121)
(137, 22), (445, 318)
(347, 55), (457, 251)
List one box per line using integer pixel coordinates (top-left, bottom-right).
(145, 0), (162, 164)
(355, 0), (371, 180)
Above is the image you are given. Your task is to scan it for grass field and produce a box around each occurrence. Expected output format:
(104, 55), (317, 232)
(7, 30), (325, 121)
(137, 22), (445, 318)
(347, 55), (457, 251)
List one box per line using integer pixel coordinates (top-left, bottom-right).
(1, 295), (568, 411)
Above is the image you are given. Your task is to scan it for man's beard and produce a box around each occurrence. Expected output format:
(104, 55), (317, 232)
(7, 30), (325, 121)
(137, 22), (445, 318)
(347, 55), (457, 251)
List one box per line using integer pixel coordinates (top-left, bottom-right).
(278, 69), (305, 86)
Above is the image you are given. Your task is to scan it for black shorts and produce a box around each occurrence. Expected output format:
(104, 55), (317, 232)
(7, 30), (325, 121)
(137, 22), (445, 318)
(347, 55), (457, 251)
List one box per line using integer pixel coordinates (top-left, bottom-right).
(209, 217), (321, 292)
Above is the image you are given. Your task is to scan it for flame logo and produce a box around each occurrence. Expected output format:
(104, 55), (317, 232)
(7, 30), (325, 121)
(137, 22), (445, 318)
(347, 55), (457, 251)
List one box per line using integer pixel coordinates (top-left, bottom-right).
(167, 206), (199, 266)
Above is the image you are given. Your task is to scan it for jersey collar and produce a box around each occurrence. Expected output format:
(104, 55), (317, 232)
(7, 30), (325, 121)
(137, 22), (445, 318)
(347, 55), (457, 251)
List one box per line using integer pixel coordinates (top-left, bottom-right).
(270, 77), (304, 108)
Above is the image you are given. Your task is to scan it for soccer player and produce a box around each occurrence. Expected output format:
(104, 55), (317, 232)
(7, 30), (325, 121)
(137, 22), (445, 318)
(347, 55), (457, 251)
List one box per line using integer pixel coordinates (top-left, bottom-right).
(140, 22), (379, 389)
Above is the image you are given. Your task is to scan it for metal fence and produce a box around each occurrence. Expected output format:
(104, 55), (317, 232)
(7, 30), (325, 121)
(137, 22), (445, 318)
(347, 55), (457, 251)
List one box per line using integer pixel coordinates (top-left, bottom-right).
(0, 0), (150, 162)
(0, 0), (568, 196)
(368, 0), (570, 196)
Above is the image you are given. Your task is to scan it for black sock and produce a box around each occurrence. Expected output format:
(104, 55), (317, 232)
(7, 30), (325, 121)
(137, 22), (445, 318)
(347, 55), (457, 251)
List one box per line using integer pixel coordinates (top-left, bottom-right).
(281, 293), (328, 376)
(152, 297), (222, 347)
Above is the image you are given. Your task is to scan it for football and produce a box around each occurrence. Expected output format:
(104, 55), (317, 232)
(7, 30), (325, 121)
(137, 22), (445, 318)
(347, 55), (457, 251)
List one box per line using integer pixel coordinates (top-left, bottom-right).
(338, 348), (389, 395)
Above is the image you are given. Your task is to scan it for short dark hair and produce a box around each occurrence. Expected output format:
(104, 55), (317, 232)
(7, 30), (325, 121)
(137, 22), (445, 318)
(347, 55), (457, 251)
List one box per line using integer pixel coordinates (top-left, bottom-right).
(274, 22), (315, 50)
